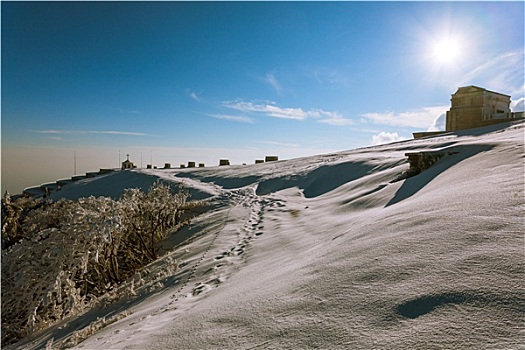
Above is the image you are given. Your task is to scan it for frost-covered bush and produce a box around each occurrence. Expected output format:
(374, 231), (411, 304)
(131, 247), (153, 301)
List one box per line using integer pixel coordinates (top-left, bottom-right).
(1, 191), (41, 249)
(119, 182), (191, 261)
(22, 198), (75, 236)
(1, 181), (201, 346)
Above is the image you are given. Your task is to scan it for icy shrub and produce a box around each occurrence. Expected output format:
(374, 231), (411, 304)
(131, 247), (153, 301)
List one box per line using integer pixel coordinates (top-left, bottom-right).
(119, 181), (192, 262)
(22, 198), (76, 234)
(1, 181), (201, 346)
(1, 191), (41, 249)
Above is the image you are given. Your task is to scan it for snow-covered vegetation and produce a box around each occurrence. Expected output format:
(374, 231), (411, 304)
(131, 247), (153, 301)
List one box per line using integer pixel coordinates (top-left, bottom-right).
(3, 121), (524, 350)
(1, 181), (202, 346)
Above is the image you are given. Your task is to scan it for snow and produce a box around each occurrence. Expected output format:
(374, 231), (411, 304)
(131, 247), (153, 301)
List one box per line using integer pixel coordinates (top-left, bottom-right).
(48, 170), (216, 202)
(8, 121), (525, 350)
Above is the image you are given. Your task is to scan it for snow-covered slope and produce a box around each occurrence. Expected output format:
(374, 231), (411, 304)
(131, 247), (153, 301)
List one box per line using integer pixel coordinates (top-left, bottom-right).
(11, 122), (525, 350)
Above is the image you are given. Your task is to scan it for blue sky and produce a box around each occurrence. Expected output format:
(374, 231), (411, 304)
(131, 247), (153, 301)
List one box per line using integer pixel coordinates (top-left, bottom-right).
(2, 1), (524, 194)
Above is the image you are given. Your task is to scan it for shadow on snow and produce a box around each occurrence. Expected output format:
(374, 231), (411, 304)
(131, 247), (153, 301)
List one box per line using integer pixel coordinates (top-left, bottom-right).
(386, 144), (494, 207)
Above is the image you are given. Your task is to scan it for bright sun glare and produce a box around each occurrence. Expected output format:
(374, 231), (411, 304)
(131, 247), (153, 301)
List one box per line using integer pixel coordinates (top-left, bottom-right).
(431, 37), (461, 65)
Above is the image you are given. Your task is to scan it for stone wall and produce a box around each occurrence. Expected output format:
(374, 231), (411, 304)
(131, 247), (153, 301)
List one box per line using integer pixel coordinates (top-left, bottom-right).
(404, 150), (458, 177)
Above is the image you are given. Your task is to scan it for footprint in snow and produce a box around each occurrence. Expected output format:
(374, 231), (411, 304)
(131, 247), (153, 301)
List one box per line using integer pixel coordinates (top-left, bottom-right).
(234, 248), (244, 255)
(214, 252), (230, 260)
(192, 283), (208, 296)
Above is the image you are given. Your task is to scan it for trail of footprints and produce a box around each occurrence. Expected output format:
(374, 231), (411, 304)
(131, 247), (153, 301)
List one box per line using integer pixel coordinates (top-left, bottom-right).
(192, 190), (266, 297)
(148, 188), (288, 318)
(108, 185), (292, 335)
(187, 188), (288, 299)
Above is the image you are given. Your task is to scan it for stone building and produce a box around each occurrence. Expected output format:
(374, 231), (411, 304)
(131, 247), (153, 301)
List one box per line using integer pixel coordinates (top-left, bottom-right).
(413, 86), (524, 138)
(445, 86), (518, 131)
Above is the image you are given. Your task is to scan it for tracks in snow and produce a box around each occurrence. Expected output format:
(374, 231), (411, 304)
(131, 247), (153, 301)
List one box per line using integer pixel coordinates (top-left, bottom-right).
(150, 184), (286, 316)
(187, 186), (267, 298)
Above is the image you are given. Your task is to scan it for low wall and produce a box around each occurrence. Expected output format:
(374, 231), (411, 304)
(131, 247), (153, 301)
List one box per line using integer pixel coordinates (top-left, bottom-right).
(413, 131), (448, 139)
(22, 168), (117, 198)
(405, 150), (458, 177)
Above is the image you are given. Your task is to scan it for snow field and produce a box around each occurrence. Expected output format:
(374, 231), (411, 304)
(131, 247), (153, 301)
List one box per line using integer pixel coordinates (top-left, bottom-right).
(9, 121), (524, 350)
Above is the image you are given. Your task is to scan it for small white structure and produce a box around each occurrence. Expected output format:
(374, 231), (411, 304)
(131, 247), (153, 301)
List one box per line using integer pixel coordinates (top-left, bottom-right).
(121, 154), (135, 170)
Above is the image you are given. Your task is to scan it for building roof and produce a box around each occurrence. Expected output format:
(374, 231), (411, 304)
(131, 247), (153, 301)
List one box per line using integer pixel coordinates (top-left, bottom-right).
(454, 85), (511, 98)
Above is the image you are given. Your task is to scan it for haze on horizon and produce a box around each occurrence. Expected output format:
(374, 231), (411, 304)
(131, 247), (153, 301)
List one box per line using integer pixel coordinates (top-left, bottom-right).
(2, 1), (524, 195)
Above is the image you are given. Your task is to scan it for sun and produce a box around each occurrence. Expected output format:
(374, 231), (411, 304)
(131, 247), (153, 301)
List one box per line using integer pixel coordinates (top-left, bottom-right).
(431, 36), (461, 65)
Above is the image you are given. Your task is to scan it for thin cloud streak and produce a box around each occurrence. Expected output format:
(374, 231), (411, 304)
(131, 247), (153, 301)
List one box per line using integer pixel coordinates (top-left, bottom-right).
(265, 73), (282, 94)
(223, 101), (308, 120)
(258, 141), (299, 148)
(30, 130), (150, 136)
(223, 100), (352, 125)
(318, 114), (354, 126)
(459, 49), (524, 96)
(208, 114), (255, 124)
(309, 66), (352, 87)
(186, 89), (203, 102)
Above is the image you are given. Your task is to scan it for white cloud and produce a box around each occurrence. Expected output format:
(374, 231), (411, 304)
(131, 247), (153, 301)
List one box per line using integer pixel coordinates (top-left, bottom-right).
(208, 114), (255, 124)
(30, 130), (149, 136)
(427, 112), (446, 131)
(186, 89), (202, 102)
(223, 101), (309, 120)
(318, 113), (355, 126)
(370, 132), (408, 146)
(190, 92), (200, 101)
(223, 100), (352, 125)
(31, 130), (65, 134)
(265, 73), (282, 94)
(511, 97), (525, 112)
(310, 66), (352, 87)
(362, 105), (449, 128)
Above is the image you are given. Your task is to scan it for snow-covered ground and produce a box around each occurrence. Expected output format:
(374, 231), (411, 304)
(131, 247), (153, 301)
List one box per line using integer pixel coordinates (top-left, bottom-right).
(9, 121), (525, 349)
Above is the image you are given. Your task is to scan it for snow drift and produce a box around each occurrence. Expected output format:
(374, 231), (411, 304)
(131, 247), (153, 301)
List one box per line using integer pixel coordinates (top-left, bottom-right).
(6, 121), (524, 350)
